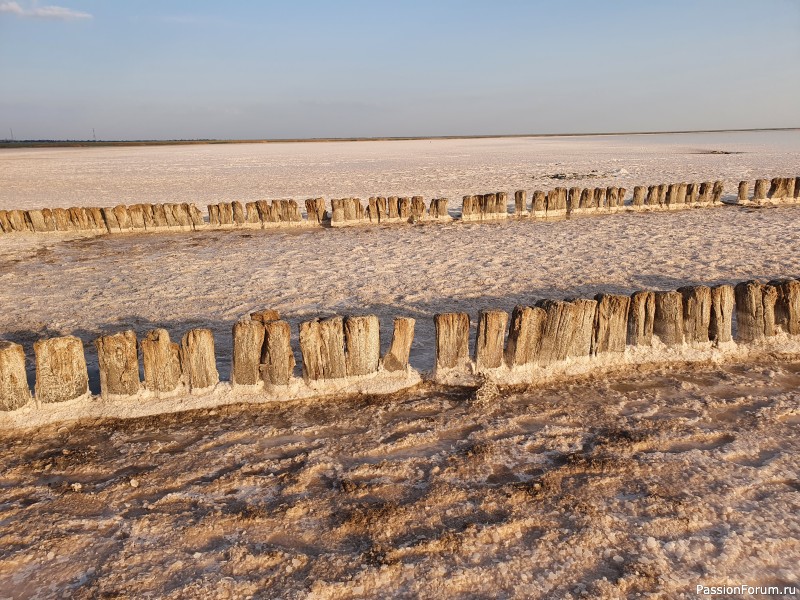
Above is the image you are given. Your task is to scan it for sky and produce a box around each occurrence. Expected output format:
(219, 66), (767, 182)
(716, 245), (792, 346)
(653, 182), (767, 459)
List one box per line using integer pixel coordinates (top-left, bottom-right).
(1, 0), (799, 140)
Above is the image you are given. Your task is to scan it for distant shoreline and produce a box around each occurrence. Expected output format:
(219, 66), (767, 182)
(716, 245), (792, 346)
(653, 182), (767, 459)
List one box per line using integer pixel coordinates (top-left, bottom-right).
(0, 127), (797, 149)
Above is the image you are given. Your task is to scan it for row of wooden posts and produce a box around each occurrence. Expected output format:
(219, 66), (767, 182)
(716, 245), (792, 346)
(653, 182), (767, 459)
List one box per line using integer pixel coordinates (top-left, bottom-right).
(1, 278), (798, 412)
(2, 174), (797, 235)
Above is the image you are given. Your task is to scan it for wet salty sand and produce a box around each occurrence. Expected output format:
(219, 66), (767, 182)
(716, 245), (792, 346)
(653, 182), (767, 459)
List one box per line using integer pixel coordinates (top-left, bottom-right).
(1, 359), (798, 599)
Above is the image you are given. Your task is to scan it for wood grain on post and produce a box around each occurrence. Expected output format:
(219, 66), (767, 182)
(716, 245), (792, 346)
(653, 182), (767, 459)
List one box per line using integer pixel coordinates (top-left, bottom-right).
(593, 294), (630, 354)
(678, 285), (712, 344)
(344, 315), (380, 376)
(515, 190), (528, 215)
(504, 305), (546, 366)
(434, 313), (470, 370)
(734, 281), (768, 342)
(569, 298), (598, 358)
(711, 181), (724, 203)
(710, 284), (735, 344)
(627, 290), (655, 346)
(653, 291), (684, 346)
(382, 317), (415, 372)
(532, 190), (546, 215)
(245, 202), (261, 226)
(0, 341), (31, 410)
(299, 316), (346, 381)
(8, 210), (31, 232)
(753, 179), (768, 200)
(567, 187), (581, 214)
(474, 310), (508, 369)
(231, 320), (265, 386)
(34, 336), (88, 404)
(180, 329), (219, 390)
(738, 181), (749, 203)
(261, 320), (295, 385)
(127, 205), (145, 230)
(27, 209), (50, 233)
(95, 331), (140, 398)
(686, 183), (698, 204)
(770, 279), (800, 335)
(632, 186), (646, 208)
(141, 328), (182, 393)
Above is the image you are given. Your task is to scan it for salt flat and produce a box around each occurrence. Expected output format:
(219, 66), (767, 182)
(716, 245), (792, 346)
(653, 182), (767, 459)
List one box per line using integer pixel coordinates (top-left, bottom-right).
(1, 131), (799, 598)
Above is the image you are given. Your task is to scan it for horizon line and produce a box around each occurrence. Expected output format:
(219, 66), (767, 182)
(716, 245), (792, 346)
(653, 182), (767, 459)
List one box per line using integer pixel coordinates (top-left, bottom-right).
(1, 126), (797, 149)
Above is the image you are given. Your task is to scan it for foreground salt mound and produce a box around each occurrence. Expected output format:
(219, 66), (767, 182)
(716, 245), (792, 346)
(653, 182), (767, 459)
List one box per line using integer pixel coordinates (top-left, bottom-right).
(1, 277), (799, 429)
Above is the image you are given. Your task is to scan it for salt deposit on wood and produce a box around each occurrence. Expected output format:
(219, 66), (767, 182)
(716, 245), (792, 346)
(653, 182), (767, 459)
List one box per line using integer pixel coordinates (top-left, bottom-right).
(771, 278), (800, 335)
(711, 181), (724, 203)
(592, 294), (630, 354)
(627, 290), (655, 346)
(0, 341), (30, 411)
(738, 181), (749, 203)
(381, 317), (415, 372)
(653, 291), (684, 346)
(686, 182), (699, 204)
(299, 317), (347, 381)
(504, 305), (546, 366)
(734, 281), (771, 342)
(532, 190), (546, 217)
(33, 336), (88, 404)
(754, 179), (768, 200)
(678, 285), (712, 344)
(514, 190), (528, 216)
(710, 284), (735, 344)
(95, 331), (140, 398)
(434, 313), (470, 370)
(180, 329), (219, 391)
(231, 320), (265, 386)
(474, 309), (508, 369)
(261, 320), (295, 386)
(344, 315), (381, 376)
(141, 329), (182, 394)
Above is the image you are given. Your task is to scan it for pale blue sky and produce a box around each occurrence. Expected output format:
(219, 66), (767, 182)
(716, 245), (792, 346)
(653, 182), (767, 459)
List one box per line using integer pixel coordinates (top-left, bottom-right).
(1, 0), (798, 140)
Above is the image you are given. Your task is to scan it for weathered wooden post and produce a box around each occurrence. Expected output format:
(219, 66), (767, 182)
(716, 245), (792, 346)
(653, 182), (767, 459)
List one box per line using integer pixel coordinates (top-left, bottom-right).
(734, 281), (773, 342)
(95, 331), (140, 398)
(382, 317), (415, 372)
(34, 336), (89, 403)
(711, 181), (724, 203)
(141, 329), (182, 394)
(686, 183), (699, 204)
(261, 320), (295, 385)
(753, 179), (768, 201)
(738, 181), (749, 203)
(305, 198), (328, 225)
(770, 279), (800, 335)
(180, 329), (219, 390)
(514, 190), (528, 216)
(231, 320), (265, 386)
(678, 286), (712, 344)
(504, 305), (546, 367)
(298, 316), (347, 381)
(627, 290), (655, 346)
(0, 341), (31, 410)
(532, 191), (546, 217)
(632, 186), (646, 208)
(592, 294), (630, 354)
(653, 291), (684, 346)
(567, 187), (581, 214)
(474, 310), (508, 369)
(709, 284), (735, 344)
(344, 315), (381, 376)
(434, 313), (470, 370)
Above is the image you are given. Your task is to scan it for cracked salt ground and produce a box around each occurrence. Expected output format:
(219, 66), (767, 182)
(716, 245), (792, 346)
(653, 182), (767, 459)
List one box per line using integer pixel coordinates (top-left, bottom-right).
(0, 358), (797, 598)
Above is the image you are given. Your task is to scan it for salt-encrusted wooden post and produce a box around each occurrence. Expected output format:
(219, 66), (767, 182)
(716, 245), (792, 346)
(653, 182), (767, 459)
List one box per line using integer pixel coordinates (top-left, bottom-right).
(95, 331), (140, 398)
(344, 315), (380, 376)
(738, 181), (749, 203)
(0, 341), (31, 410)
(786, 178), (796, 200)
(579, 188), (592, 212)
(653, 291), (684, 346)
(180, 329), (219, 390)
(753, 179), (768, 201)
(770, 278), (800, 335)
(676, 183), (688, 206)
(474, 310), (508, 369)
(398, 197), (410, 219)
(711, 181), (724, 203)
(382, 317), (415, 372)
(632, 186), (646, 208)
(434, 313), (470, 370)
(535, 299), (596, 365)
(532, 191), (546, 217)
(767, 178), (787, 200)
(0, 211), (11, 233)
(189, 204), (204, 229)
(207, 205), (220, 227)
(665, 184), (679, 209)
(34, 336), (88, 403)
(367, 197), (380, 223)
(377, 197), (388, 221)
(7, 210), (31, 232)
(410, 196), (426, 220)
(261, 320), (295, 385)
(618, 187), (627, 207)
(305, 198), (327, 225)
(245, 202), (261, 227)
(388, 197), (399, 219)
(606, 187), (619, 211)
(330, 199), (345, 225)
(219, 203), (234, 226)
(569, 299), (597, 357)
(734, 281), (770, 342)
(592, 294), (630, 354)
(686, 183), (699, 204)
(298, 316), (346, 381)
(141, 329), (182, 393)
(26, 210), (48, 233)
(627, 290), (655, 346)
(567, 187), (581, 214)
(461, 196), (474, 221)
(514, 190), (528, 216)
(127, 205), (145, 230)
(504, 305), (546, 366)
(678, 286), (712, 344)
(710, 284), (735, 344)
(594, 188), (607, 211)
(231, 320), (265, 386)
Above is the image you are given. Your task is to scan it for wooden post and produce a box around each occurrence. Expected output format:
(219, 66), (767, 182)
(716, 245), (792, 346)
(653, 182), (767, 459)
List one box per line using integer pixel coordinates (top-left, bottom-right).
(627, 290), (655, 346)
(180, 329), (219, 390)
(34, 336), (89, 403)
(95, 331), (140, 398)
(261, 320), (295, 385)
(0, 341), (31, 410)
(710, 284), (735, 344)
(474, 310), (508, 369)
(344, 315), (381, 376)
(653, 291), (684, 346)
(678, 286), (712, 344)
(231, 320), (265, 386)
(593, 294), (630, 354)
(382, 317), (415, 372)
(141, 329), (182, 393)
(770, 279), (800, 335)
(504, 305), (546, 366)
(434, 313), (470, 370)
